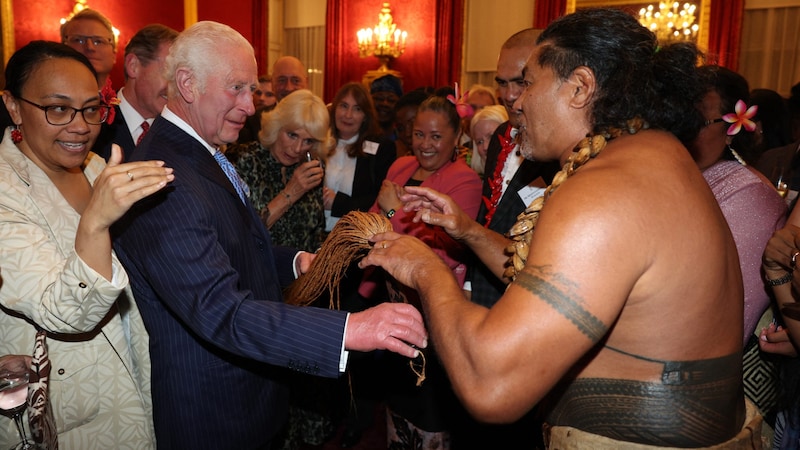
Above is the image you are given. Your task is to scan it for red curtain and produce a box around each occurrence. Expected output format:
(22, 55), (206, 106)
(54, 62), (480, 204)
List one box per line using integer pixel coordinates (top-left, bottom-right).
(434, 0), (464, 88)
(252, 0), (268, 76)
(533, 0), (567, 29)
(706, 0), (744, 71)
(324, 0), (463, 102)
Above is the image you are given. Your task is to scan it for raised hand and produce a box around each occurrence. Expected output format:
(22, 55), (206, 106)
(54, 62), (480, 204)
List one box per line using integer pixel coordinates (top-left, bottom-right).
(83, 144), (174, 230)
(359, 231), (453, 292)
(401, 185), (476, 241)
(345, 301), (428, 359)
(285, 160), (324, 199)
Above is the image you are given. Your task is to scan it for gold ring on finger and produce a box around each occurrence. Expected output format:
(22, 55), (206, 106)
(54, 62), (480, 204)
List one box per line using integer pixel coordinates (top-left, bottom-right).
(127, 171), (134, 181)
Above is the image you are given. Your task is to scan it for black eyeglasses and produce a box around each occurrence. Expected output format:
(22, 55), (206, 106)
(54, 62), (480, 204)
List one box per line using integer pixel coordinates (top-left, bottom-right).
(704, 118), (725, 127)
(65, 35), (114, 48)
(17, 97), (110, 125)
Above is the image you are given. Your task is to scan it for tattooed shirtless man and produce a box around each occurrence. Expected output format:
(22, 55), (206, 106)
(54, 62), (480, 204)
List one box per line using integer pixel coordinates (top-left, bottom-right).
(360, 8), (749, 448)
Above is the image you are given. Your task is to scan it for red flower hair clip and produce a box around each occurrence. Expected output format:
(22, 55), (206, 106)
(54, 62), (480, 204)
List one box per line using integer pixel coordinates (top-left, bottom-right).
(446, 82), (474, 119)
(99, 78), (120, 124)
(722, 99), (757, 136)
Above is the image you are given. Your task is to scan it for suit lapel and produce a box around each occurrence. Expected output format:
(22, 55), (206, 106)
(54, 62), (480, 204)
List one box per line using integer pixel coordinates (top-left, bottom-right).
(158, 119), (269, 241)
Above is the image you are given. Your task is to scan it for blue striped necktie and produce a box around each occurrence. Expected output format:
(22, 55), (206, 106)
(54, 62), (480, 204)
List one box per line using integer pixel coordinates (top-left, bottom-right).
(213, 150), (250, 204)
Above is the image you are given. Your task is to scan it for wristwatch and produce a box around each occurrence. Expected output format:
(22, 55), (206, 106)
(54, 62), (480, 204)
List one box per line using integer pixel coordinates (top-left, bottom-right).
(386, 209), (396, 219)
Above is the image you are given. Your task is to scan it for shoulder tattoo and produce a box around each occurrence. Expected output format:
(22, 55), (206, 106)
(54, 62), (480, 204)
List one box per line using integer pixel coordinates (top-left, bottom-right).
(514, 268), (608, 342)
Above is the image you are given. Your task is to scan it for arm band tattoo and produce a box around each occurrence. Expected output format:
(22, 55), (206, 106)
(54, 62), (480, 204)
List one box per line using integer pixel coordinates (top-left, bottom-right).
(514, 270), (607, 342)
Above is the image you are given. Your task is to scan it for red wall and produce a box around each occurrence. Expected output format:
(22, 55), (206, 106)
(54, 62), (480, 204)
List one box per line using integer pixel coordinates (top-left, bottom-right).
(11, 0), (185, 89)
(338, 1), (438, 94)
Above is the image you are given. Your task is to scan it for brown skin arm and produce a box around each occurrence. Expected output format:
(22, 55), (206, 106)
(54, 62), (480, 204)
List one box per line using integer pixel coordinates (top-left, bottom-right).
(763, 211), (800, 349)
(400, 186), (514, 281)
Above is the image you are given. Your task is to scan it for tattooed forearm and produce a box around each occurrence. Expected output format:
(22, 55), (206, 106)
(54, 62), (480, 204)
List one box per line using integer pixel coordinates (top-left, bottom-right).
(514, 269), (607, 342)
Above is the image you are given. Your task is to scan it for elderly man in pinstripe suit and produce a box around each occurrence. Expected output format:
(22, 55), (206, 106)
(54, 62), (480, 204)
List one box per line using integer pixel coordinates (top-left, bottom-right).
(113, 21), (426, 450)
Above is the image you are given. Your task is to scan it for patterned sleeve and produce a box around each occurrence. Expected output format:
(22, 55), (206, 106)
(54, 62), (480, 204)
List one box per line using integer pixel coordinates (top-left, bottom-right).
(0, 163), (123, 334)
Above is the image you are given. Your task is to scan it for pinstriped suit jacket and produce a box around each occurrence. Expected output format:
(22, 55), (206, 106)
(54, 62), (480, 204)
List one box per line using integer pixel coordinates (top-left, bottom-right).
(113, 117), (348, 449)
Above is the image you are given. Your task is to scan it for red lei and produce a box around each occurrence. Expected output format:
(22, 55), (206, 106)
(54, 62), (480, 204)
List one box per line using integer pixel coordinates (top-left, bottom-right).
(482, 126), (516, 227)
(99, 78), (120, 124)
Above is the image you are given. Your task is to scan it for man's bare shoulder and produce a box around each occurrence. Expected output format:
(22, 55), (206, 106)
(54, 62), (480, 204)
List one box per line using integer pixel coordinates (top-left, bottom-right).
(518, 129), (741, 360)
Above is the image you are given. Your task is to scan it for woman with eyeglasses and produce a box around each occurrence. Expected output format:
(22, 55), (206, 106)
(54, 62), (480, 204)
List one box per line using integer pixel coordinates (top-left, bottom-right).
(0, 41), (172, 448)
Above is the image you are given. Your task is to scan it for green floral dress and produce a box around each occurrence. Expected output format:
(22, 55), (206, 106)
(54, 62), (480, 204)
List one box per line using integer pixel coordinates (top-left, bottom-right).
(229, 141), (325, 252)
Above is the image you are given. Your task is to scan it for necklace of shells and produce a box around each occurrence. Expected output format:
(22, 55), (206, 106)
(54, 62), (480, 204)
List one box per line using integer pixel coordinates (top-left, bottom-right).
(503, 117), (648, 281)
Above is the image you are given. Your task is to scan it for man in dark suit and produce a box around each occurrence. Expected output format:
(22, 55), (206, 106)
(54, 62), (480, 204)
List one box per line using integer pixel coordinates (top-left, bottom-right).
(112, 21), (426, 450)
(468, 28), (560, 309)
(94, 24), (178, 160)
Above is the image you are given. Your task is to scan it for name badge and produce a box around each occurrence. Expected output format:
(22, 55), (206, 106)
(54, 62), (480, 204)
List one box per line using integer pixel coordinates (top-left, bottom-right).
(518, 184), (546, 206)
(363, 141), (379, 155)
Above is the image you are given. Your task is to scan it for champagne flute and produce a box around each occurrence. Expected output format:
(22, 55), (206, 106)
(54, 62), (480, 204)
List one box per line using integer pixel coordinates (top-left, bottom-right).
(0, 355), (33, 450)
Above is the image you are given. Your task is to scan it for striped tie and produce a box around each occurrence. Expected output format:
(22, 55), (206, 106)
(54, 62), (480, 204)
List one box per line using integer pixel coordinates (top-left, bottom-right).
(213, 150), (250, 204)
(137, 121), (150, 145)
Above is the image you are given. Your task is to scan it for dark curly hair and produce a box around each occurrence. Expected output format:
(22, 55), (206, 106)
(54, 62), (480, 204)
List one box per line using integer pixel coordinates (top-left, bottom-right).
(537, 8), (705, 143)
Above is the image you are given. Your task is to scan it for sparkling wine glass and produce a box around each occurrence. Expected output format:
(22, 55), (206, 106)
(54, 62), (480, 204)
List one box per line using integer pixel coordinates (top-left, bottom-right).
(0, 355), (33, 450)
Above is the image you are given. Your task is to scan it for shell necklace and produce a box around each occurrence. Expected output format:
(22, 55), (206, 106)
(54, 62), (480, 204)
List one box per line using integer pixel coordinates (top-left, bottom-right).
(503, 117), (648, 280)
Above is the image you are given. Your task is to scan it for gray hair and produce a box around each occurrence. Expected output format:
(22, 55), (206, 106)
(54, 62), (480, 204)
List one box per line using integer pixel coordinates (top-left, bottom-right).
(164, 21), (252, 96)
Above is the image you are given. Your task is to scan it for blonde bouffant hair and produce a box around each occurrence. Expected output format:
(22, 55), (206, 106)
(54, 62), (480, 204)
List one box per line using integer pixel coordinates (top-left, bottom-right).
(259, 89), (334, 159)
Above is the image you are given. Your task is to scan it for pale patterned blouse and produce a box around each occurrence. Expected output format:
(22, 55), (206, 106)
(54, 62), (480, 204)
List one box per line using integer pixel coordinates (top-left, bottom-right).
(0, 129), (155, 449)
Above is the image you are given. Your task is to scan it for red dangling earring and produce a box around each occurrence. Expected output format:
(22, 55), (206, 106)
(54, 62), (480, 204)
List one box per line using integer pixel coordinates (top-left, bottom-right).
(10, 125), (22, 144)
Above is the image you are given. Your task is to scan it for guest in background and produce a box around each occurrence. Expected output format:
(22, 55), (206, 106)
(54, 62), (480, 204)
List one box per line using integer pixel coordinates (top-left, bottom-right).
(361, 95), (482, 449)
(752, 89), (793, 155)
(254, 75), (277, 109)
(273, 56), (308, 102)
(459, 84), (498, 148)
(94, 24), (178, 161)
(325, 82), (396, 232)
(0, 40), (173, 449)
(371, 74), (403, 141)
(688, 65), (787, 437)
(469, 105), (508, 177)
(237, 75), (278, 145)
(60, 8), (117, 94)
(228, 89), (330, 252)
(394, 87), (432, 158)
(324, 81), (397, 447)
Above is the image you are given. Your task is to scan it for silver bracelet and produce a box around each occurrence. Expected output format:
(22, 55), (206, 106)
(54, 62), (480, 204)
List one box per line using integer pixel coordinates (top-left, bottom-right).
(767, 272), (793, 286)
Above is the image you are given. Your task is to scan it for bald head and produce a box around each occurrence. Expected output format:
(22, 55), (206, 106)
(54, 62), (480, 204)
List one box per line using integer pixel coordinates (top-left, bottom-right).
(272, 56), (308, 101)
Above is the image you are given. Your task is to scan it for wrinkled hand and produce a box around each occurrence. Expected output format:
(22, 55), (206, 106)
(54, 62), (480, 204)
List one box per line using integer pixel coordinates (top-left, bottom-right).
(296, 251), (316, 275)
(83, 144), (174, 230)
(401, 186), (475, 241)
(286, 160), (323, 197)
(376, 179), (403, 214)
(358, 231), (452, 291)
(345, 302), (428, 358)
(758, 322), (797, 357)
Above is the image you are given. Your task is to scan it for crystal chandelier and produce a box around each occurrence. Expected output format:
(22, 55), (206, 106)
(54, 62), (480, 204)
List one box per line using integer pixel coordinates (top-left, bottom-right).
(357, 3), (408, 71)
(638, 2), (699, 42)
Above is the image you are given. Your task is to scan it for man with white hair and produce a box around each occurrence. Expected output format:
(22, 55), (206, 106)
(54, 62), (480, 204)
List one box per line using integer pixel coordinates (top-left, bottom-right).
(113, 21), (427, 449)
